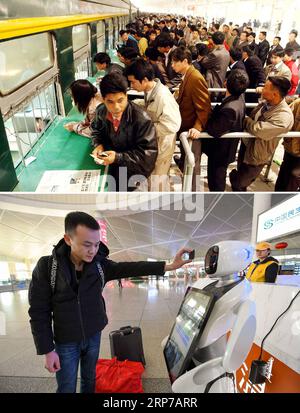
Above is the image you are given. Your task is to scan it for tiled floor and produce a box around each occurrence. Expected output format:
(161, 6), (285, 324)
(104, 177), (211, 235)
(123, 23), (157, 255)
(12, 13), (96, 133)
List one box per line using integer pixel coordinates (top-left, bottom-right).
(0, 277), (192, 393)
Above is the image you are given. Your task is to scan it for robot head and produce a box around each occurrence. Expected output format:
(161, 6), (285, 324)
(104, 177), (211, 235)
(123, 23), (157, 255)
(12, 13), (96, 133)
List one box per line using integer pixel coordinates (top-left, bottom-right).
(205, 240), (254, 278)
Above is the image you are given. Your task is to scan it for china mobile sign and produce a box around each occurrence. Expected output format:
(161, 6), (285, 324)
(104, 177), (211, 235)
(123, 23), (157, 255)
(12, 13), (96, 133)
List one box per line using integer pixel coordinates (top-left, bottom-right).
(97, 220), (108, 245)
(257, 194), (300, 242)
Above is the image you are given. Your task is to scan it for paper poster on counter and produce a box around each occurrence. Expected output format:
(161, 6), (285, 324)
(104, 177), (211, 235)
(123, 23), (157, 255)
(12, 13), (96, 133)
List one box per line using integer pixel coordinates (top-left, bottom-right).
(35, 170), (100, 193)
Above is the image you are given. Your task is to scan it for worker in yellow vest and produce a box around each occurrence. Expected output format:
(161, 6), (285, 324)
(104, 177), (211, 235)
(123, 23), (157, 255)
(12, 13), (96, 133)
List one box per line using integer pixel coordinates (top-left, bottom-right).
(246, 242), (279, 283)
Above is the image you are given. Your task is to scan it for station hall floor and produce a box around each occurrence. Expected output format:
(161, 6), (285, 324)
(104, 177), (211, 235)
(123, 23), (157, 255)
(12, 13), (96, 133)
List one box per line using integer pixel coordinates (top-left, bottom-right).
(0, 277), (193, 393)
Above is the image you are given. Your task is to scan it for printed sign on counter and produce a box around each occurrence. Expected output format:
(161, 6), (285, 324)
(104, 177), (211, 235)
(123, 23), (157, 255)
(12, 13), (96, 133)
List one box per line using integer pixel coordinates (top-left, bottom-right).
(35, 170), (100, 193)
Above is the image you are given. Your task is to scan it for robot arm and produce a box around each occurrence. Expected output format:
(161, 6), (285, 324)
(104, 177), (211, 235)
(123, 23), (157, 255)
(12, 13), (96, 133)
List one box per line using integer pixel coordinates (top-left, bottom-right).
(223, 299), (256, 373)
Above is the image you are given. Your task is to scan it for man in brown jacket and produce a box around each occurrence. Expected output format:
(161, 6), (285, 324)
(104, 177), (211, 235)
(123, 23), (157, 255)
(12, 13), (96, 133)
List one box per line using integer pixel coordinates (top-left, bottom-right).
(171, 47), (211, 191)
(230, 76), (294, 191)
(275, 98), (300, 191)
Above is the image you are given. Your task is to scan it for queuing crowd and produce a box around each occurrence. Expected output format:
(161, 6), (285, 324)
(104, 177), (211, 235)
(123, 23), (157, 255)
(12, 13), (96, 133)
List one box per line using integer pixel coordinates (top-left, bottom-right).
(64, 14), (300, 192)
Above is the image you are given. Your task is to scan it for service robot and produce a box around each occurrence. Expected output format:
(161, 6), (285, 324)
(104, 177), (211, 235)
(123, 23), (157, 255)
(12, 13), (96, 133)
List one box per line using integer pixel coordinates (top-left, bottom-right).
(163, 240), (256, 393)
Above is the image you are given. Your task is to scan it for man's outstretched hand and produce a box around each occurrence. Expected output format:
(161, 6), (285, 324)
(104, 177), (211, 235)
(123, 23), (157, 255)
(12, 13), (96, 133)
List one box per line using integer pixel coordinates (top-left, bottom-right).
(164, 248), (194, 272)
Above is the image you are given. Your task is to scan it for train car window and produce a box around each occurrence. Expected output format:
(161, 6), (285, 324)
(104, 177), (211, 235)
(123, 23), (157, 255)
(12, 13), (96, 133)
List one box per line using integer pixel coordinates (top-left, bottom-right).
(0, 33), (54, 96)
(72, 25), (89, 52)
(96, 21), (105, 53)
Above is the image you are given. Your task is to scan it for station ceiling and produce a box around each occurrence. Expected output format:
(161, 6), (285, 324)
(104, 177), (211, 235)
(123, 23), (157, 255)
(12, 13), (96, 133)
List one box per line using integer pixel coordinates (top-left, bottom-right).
(0, 194), (294, 262)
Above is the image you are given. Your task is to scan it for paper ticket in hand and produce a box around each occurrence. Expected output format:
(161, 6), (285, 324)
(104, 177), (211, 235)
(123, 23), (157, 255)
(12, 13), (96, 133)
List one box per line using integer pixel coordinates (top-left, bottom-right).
(90, 154), (104, 165)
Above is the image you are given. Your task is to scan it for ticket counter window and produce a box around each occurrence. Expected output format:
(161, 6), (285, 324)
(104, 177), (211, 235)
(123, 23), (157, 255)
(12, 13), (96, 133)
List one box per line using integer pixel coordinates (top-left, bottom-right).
(74, 56), (89, 80)
(73, 25), (90, 80)
(96, 21), (105, 53)
(4, 83), (58, 168)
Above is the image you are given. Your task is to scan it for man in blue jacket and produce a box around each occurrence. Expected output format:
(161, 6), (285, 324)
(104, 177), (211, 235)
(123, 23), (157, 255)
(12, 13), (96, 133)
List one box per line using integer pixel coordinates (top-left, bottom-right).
(28, 211), (192, 393)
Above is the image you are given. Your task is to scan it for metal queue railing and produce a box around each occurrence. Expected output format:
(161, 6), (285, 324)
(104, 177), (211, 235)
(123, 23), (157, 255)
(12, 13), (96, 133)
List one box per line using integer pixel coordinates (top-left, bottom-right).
(180, 131), (300, 192)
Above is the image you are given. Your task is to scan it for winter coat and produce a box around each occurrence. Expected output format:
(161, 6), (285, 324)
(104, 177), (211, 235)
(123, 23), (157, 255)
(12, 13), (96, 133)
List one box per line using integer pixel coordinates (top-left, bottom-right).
(28, 239), (166, 355)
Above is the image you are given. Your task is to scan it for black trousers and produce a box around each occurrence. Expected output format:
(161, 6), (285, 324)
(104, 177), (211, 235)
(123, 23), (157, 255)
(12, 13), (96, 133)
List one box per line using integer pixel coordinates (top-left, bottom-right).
(229, 142), (264, 191)
(275, 151), (300, 191)
(207, 159), (228, 192)
(203, 138), (239, 192)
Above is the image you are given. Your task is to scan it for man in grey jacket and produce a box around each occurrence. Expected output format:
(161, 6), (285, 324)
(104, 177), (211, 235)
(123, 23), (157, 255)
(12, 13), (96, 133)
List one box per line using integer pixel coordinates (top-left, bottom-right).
(230, 76), (294, 191)
(198, 31), (230, 99)
(264, 50), (292, 82)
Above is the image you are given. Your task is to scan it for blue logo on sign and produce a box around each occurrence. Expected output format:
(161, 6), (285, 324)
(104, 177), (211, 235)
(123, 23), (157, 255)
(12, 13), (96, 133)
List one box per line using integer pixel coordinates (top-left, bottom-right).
(264, 219), (274, 230)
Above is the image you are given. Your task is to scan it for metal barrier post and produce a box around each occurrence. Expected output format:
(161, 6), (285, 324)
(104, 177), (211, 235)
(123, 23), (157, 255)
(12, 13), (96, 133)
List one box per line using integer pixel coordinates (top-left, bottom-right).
(179, 132), (195, 192)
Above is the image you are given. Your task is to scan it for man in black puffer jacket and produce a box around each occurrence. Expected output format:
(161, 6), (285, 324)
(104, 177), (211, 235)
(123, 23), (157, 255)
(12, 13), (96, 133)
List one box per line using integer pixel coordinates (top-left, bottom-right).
(28, 211), (192, 393)
(91, 73), (158, 191)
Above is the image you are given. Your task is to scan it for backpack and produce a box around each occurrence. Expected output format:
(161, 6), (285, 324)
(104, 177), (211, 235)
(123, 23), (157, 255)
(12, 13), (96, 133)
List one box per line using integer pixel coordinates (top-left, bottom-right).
(48, 256), (105, 293)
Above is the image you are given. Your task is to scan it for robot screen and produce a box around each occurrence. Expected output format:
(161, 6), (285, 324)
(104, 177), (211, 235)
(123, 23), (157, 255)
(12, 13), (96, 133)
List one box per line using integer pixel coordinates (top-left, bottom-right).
(163, 287), (216, 383)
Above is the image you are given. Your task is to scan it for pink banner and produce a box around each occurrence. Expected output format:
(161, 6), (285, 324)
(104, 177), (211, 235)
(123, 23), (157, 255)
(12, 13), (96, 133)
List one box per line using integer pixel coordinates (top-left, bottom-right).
(97, 219), (108, 245)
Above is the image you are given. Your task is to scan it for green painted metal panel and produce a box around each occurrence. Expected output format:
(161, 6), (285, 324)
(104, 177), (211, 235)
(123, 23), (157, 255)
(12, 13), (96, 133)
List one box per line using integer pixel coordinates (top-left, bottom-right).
(54, 27), (75, 114)
(90, 22), (98, 76)
(0, 112), (18, 191)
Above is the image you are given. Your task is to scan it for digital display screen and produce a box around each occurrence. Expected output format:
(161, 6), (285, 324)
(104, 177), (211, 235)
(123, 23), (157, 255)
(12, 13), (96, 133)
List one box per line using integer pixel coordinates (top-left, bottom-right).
(163, 287), (215, 383)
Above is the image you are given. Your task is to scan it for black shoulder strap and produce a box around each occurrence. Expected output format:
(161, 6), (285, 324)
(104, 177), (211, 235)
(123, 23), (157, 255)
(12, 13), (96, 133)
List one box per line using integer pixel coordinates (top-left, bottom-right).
(48, 257), (104, 293)
(48, 256), (58, 293)
(96, 261), (105, 292)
